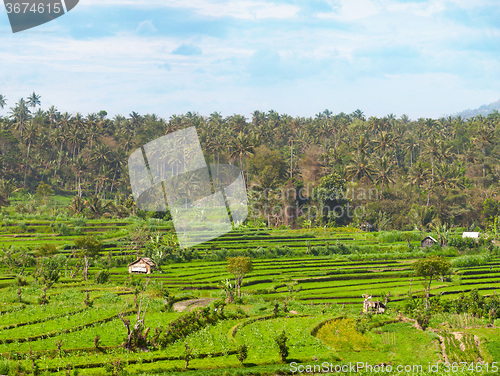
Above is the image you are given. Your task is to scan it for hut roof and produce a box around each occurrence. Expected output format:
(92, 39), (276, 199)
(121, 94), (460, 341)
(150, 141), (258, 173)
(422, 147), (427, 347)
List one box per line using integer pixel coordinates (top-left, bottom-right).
(128, 257), (156, 267)
(422, 236), (438, 243)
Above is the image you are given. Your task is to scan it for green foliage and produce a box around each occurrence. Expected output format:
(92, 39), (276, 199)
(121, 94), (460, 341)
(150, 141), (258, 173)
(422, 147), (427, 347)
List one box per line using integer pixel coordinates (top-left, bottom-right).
(451, 254), (491, 267)
(312, 172), (349, 226)
(274, 330), (288, 363)
(94, 270), (110, 284)
(35, 257), (60, 287)
(448, 236), (489, 251)
(226, 257), (253, 298)
(413, 255), (452, 278)
(74, 236), (103, 256)
(413, 255), (452, 309)
(158, 304), (227, 348)
(51, 222), (72, 236)
(35, 243), (58, 257)
(237, 343), (248, 365)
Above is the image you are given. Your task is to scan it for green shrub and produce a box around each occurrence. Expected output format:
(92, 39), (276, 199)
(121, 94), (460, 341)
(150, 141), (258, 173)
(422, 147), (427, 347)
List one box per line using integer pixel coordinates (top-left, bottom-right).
(36, 243), (58, 256)
(274, 330), (289, 362)
(71, 218), (87, 227)
(95, 270), (110, 284)
(237, 344), (248, 364)
(0, 359), (10, 375)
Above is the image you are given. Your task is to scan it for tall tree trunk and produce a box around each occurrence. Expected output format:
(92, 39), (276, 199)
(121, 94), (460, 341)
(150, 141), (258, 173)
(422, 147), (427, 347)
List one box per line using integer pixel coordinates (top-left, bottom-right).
(83, 255), (89, 281)
(23, 142), (31, 187)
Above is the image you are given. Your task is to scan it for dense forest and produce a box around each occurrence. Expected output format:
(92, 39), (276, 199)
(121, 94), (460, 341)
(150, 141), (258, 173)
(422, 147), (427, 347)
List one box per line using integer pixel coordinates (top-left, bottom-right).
(1, 92), (500, 232)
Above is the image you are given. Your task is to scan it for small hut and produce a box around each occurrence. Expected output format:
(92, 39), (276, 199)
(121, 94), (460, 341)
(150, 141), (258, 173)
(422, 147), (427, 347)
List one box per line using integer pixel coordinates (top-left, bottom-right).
(421, 236), (438, 248)
(360, 222), (375, 232)
(128, 257), (156, 274)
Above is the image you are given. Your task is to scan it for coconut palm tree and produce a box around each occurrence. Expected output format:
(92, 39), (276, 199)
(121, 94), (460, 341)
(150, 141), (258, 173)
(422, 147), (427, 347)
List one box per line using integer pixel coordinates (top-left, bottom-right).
(10, 99), (30, 137)
(27, 92), (41, 112)
(374, 155), (395, 194)
(373, 131), (397, 155)
(473, 126), (494, 155)
(346, 152), (375, 182)
(0, 94), (7, 110)
(22, 121), (39, 186)
(408, 160), (430, 204)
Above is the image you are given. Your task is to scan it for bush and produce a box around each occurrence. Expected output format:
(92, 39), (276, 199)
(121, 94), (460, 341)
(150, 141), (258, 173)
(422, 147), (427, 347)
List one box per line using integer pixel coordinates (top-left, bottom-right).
(95, 270), (110, 284)
(416, 312), (430, 330)
(51, 222), (72, 236)
(36, 243), (58, 257)
(71, 218), (87, 227)
(274, 330), (289, 363)
(0, 359), (10, 375)
(448, 236), (489, 251)
(237, 344), (248, 364)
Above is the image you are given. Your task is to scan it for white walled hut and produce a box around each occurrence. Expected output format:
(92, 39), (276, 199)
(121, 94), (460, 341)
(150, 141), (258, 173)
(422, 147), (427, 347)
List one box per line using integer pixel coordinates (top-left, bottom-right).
(462, 232), (480, 239)
(421, 236), (438, 248)
(128, 257), (156, 274)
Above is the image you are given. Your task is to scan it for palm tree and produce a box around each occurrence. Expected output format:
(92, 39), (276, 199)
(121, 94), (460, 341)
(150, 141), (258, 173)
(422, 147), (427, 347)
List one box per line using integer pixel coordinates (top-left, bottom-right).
(404, 136), (419, 167)
(408, 160), (430, 204)
(354, 134), (370, 157)
(46, 105), (58, 129)
(434, 163), (464, 191)
(473, 126), (494, 155)
(27, 92), (41, 112)
(22, 122), (38, 186)
(85, 195), (114, 217)
(228, 132), (257, 188)
(374, 155), (395, 194)
(0, 94), (7, 110)
(229, 132), (256, 169)
(373, 131), (397, 155)
(346, 152), (375, 182)
(10, 99), (30, 137)
(68, 195), (85, 214)
(424, 137), (440, 177)
(351, 109), (365, 121)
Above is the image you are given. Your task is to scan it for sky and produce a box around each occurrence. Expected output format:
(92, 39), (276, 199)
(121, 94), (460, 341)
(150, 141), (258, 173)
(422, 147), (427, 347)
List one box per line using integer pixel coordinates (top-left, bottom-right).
(0, 0), (499, 120)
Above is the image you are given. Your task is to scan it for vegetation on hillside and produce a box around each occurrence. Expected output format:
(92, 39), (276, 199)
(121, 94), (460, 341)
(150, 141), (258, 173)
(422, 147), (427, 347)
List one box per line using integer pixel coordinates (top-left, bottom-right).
(1, 93), (500, 231)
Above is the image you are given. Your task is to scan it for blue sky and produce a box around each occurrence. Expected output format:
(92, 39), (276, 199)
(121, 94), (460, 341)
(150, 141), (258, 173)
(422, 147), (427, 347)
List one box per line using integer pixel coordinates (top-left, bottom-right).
(0, 0), (499, 119)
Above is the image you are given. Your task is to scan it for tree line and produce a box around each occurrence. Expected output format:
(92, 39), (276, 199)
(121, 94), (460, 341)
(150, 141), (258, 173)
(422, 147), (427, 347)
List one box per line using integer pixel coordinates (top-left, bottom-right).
(1, 92), (500, 230)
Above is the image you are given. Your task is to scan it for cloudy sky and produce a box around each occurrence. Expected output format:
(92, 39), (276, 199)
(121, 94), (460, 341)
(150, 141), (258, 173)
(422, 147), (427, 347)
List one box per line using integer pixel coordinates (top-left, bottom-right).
(0, 0), (499, 119)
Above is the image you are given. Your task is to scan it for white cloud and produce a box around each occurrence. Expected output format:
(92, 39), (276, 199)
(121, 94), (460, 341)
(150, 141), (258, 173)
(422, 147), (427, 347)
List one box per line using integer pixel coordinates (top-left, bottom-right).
(136, 20), (157, 34)
(0, 0), (498, 119)
(80, 0), (300, 20)
(317, 0), (380, 21)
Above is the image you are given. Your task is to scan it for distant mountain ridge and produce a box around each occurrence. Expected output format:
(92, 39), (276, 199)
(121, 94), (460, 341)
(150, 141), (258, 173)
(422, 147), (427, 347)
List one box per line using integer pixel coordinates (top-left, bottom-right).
(454, 99), (500, 119)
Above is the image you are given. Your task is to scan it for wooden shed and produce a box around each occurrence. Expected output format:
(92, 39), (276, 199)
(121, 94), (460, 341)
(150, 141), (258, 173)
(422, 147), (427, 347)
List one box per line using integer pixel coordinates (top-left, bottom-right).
(128, 257), (156, 274)
(421, 236), (438, 248)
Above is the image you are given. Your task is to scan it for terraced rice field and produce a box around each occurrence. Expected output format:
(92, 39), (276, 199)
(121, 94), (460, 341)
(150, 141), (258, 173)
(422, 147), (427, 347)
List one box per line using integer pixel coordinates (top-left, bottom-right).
(1, 219), (500, 375)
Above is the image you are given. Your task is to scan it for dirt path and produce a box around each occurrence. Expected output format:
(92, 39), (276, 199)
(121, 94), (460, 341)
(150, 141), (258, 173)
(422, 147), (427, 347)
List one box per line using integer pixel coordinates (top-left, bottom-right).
(172, 298), (216, 312)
